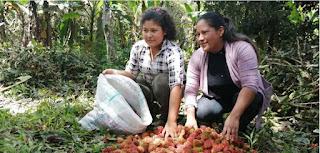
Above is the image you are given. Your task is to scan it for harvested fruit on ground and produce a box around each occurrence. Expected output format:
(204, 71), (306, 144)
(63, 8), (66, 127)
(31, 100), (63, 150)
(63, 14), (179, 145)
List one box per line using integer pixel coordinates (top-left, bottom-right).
(102, 125), (258, 153)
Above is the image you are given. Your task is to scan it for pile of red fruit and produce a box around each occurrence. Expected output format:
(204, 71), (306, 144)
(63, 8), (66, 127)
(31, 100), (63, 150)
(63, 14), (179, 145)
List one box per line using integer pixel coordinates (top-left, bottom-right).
(102, 125), (257, 153)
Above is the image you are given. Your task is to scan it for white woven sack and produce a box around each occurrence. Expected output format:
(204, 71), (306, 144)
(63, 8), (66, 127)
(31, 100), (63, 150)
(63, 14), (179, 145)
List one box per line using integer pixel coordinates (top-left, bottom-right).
(79, 74), (152, 134)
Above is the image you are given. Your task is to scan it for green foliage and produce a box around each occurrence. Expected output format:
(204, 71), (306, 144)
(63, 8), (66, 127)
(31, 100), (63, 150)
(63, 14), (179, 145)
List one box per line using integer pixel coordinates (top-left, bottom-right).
(242, 110), (319, 153)
(0, 1), (319, 152)
(0, 42), (101, 97)
(256, 124), (318, 153)
(287, 2), (305, 26)
(0, 94), (113, 153)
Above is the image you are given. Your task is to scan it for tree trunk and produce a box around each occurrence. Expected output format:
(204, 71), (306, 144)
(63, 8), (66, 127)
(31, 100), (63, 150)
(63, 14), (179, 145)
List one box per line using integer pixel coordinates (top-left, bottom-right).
(0, 3), (6, 41)
(43, 0), (51, 47)
(68, 7), (75, 46)
(89, 2), (97, 42)
(102, 1), (115, 61)
(118, 18), (125, 48)
(30, 1), (40, 42)
(21, 3), (32, 47)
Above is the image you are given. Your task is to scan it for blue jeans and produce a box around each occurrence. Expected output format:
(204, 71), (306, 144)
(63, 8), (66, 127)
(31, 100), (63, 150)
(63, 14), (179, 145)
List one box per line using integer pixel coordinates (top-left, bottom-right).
(136, 74), (170, 121)
(196, 92), (263, 131)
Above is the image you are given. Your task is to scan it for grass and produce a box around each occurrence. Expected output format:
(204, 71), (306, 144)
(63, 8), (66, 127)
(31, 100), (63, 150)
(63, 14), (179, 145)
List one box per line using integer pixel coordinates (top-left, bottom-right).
(0, 90), (111, 153)
(0, 86), (318, 153)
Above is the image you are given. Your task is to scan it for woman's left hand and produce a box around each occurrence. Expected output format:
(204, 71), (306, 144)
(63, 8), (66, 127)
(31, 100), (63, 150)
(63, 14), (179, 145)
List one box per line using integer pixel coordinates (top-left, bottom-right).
(161, 121), (177, 139)
(221, 115), (240, 141)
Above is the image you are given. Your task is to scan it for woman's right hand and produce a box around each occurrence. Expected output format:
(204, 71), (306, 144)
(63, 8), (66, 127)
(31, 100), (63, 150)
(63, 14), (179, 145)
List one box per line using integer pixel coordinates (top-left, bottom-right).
(102, 69), (116, 75)
(185, 116), (198, 129)
(101, 69), (135, 79)
(184, 106), (198, 129)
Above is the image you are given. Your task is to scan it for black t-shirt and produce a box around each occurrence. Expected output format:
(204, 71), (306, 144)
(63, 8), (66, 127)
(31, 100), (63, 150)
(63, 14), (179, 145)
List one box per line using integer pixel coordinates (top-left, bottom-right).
(207, 49), (240, 101)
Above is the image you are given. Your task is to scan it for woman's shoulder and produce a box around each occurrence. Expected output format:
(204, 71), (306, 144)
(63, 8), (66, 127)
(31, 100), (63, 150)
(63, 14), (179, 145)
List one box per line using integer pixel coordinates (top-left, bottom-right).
(131, 40), (148, 52)
(227, 40), (252, 48)
(163, 40), (182, 51)
(191, 47), (205, 57)
(133, 40), (147, 47)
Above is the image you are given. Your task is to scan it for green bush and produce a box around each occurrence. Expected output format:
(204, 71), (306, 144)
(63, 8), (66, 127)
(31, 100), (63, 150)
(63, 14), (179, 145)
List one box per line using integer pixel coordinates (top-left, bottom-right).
(0, 42), (101, 95)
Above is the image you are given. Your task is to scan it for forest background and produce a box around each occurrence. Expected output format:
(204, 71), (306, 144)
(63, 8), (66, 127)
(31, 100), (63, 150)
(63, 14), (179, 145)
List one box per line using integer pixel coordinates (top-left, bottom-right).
(0, 1), (318, 153)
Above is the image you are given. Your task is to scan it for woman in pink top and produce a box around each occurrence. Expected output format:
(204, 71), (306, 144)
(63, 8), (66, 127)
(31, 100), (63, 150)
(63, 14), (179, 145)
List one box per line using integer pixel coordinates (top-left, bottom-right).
(184, 12), (272, 141)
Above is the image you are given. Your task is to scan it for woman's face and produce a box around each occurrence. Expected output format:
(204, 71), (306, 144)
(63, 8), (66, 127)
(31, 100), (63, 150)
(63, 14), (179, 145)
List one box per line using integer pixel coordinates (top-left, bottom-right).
(142, 20), (166, 51)
(195, 19), (224, 53)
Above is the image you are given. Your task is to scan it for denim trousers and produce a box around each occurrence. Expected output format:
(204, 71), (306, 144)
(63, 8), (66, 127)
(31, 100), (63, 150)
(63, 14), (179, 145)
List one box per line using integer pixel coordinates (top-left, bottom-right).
(196, 92), (263, 131)
(136, 74), (170, 121)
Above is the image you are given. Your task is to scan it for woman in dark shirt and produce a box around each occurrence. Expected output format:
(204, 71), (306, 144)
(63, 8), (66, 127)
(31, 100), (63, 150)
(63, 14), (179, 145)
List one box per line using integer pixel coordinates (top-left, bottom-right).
(184, 12), (272, 141)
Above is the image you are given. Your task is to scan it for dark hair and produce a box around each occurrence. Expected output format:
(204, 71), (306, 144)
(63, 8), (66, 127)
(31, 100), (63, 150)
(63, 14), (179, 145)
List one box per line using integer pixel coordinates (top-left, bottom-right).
(198, 12), (259, 57)
(141, 7), (176, 40)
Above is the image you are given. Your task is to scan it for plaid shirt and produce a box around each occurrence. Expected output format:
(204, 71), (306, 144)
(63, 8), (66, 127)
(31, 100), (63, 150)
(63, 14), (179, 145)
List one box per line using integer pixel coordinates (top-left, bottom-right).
(125, 39), (186, 89)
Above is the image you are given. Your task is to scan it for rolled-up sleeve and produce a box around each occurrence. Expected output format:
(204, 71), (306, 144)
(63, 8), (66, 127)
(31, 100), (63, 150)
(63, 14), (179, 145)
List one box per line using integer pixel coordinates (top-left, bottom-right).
(184, 50), (201, 108)
(167, 47), (186, 89)
(125, 43), (140, 78)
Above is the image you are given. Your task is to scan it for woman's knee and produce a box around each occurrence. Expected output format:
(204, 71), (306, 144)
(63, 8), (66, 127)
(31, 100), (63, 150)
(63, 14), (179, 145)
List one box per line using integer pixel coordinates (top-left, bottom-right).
(152, 73), (169, 96)
(196, 97), (223, 121)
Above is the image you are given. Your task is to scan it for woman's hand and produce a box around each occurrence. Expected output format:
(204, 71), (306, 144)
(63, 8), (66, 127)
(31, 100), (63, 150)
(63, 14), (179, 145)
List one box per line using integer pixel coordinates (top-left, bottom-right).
(184, 106), (198, 129)
(102, 69), (116, 75)
(161, 121), (177, 139)
(185, 117), (198, 129)
(221, 87), (256, 141)
(221, 114), (240, 141)
(102, 69), (135, 79)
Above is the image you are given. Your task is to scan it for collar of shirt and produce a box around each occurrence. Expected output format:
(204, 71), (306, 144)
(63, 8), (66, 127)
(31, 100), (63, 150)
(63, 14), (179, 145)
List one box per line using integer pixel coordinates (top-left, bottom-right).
(143, 39), (169, 56)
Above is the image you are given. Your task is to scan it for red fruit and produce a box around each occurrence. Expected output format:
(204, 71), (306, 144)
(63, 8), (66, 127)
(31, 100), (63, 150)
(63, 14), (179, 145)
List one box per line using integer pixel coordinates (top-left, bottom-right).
(232, 139), (244, 147)
(154, 126), (164, 135)
(142, 136), (153, 144)
(101, 124), (256, 152)
(310, 143), (318, 149)
(242, 143), (250, 150)
(183, 141), (193, 152)
(176, 144), (184, 153)
(137, 146), (145, 153)
(139, 142), (149, 152)
(214, 137), (223, 144)
(185, 127), (195, 138)
(251, 149), (258, 153)
(134, 134), (140, 139)
(176, 137), (186, 144)
(168, 146), (176, 151)
(141, 131), (151, 138)
(116, 137), (124, 143)
(211, 131), (219, 139)
(184, 140), (192, 148)
(126, 135), (134, 141)
(203, 149), (211, 153)
(148, 143), (157, 152)
(187, 134), (196, 142)
(125, 147), (139, 153)
(148, 138), (163, 152)
(164, 137), (175, 147)
(203, 139), (213, 149)
(126, 143), (138, 149)
(200, 131), (211, 140)
(192, 139), (203, 147)
(194, 128), (202, 136)
(112, 149), (123, 153)
(192, 146), (203, 153)
(102, 146), (115, 152)
(212, 143), (224, 152)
